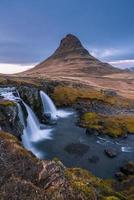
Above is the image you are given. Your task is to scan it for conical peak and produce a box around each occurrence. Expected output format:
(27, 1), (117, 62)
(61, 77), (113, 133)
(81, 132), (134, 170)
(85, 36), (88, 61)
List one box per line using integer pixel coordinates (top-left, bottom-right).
(60, 34), (83, 49)
(53, 34), (89, 57)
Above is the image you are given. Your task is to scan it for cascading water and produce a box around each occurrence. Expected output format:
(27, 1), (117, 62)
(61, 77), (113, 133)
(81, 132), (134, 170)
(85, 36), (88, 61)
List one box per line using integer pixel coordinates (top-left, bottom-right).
(21, 102), (52, 158)
(0, 87), (53, 158)
(40, 90), (57, 119)
(22, 102), (52, 142)
(40, 90), (73, 119)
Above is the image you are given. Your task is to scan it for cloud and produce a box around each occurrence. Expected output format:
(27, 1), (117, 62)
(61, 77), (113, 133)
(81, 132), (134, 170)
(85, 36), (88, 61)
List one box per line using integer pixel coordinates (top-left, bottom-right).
(90, 48), (122, 59)
(0, 63), (35, 74)
(89, 46), (134, 61)
(109, 59), (134, 69)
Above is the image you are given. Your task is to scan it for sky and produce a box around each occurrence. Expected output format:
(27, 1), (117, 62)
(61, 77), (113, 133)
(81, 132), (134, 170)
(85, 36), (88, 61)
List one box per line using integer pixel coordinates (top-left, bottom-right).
(0, 0), (134, 74)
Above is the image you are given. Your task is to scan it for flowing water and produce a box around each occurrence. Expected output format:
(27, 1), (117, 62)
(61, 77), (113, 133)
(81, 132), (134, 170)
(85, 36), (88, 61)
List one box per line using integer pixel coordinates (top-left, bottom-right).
(0, 87), (134, 178)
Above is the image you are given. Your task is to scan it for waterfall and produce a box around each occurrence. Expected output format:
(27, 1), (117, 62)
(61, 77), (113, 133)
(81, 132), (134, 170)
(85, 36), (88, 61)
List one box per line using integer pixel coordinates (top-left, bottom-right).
(40, 90), (57, 119)
(22, 102), (52, 143)
(21, 102), (52, 158)
(40, 90), (73, 119)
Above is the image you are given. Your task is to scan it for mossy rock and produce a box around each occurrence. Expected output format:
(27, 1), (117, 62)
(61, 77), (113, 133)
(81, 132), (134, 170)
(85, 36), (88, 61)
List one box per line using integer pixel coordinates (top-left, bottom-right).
(80, 112), (134, 137)
(52, 86), (134, 108)
(104, 197), (120, 200)
(0, 99), (16, 107)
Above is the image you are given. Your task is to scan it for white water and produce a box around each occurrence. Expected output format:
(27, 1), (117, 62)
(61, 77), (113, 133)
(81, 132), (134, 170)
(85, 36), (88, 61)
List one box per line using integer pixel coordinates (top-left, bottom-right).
(40, 90), (73, 119)
(121, 146), (134, 152)
(22, 102), (52, 143)
(21, 102), (53, 158)
(40, 90), (57, 119)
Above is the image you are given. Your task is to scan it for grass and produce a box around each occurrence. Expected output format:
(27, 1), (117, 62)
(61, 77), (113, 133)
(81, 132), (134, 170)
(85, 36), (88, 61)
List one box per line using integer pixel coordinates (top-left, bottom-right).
(65, 168), (125, 200)
(80, 112), (134, 137)
(0, 99), (16, 107)
(52, 86), (134, 108)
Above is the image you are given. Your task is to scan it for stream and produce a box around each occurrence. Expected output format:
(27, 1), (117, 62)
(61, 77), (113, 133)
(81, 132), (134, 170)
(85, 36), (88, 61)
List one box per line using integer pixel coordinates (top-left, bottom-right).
(0, 87), (134, 178)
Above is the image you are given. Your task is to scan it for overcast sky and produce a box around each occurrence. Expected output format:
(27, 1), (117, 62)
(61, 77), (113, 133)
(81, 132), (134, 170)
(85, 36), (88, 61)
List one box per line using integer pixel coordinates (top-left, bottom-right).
(0, 0), (134, 74)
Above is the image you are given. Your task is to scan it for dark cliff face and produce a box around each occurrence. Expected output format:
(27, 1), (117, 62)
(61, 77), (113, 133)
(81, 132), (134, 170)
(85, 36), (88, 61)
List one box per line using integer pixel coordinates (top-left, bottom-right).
(52, 34), (90, 58)
(18, 86), (44, 123)
(0, 100), (23, 139)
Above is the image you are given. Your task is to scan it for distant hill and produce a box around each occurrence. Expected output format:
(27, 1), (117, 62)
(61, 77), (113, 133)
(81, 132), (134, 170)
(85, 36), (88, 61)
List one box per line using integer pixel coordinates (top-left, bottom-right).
(22, 34), (123, 77)
(126, 67), (134, 72)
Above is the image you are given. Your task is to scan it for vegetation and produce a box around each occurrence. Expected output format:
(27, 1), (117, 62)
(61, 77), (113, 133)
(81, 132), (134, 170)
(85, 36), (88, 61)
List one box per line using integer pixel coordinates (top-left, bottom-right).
(0, 99), (16, 107)
(80, 112), (134, 137)
(65, 168), (125, 200)
(52, 86), (134, 108)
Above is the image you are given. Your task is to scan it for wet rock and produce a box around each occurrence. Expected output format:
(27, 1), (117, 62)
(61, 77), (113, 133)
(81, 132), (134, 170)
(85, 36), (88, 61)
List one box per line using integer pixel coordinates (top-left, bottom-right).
(74, 99), (120, 115)
(18, 86), (43, 122)
(101, 89), (117, 97)
(120, 161), (134, 175)
(88, 155), (99, 163)
(64, 143), (89, 156)
(0, 100), (23, 139)
(104, 148), (117, 158)
(86, 128), (99, 136)
(115, 172), (126, 181)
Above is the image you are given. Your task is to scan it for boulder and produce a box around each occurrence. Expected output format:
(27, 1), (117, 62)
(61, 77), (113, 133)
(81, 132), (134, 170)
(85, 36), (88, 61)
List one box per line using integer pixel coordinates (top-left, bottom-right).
(115, 172), (126, 181)
(104, 148), (117, 158)
(88, 155), (99, 163)
(86, 128), (100, 136)
(120, 161), (134, 175)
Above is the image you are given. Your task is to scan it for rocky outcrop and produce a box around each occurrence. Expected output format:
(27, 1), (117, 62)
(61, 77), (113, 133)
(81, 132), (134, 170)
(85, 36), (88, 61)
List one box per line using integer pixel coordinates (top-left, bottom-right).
(0, 100), (23, 139)
(18, 86), (44, 122)
(0, 131), (126, 200)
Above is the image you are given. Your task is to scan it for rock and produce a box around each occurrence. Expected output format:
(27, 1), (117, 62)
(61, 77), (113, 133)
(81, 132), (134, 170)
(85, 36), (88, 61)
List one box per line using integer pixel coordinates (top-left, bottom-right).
(86, 128), (99, 136)
(88, 156), (99, 163)
(101, 89), (117, 97)
(0, 131), (131, 199)
(120, 161), (134, 175)
(115, 172), (126, 181)
(64, 143), (90, 156)
(18, 86), (43, 122)
(0, 100), (23, 139)
(104, 148), (117, 158)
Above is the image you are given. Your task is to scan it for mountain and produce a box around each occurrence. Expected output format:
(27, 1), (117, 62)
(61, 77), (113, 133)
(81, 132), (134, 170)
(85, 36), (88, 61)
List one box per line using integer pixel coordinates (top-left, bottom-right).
(127, 67), (134, 72)
(22, 34), (122, 77)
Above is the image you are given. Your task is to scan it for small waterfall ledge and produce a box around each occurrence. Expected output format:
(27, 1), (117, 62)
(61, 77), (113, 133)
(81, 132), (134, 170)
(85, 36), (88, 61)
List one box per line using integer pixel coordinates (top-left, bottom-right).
(40, 90), (73, 119)
(0, 87), (73, 158)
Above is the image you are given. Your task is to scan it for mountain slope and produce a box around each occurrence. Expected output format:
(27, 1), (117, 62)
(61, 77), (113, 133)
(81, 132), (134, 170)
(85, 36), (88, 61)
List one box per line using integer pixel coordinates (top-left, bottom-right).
(23, 34), (122, 77)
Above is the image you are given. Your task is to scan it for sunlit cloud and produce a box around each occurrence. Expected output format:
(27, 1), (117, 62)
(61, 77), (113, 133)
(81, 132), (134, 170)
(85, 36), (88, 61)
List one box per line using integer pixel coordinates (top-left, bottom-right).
(109, 59), (134, 69)
(0, 63), (35, 74)
(90, 48), (122, 59)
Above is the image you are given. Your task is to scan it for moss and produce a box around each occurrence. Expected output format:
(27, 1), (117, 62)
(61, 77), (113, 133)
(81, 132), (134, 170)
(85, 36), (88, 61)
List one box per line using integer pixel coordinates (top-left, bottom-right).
(0, 131), (19, 143)
(53, 157), (60, 162)
(80, 113), (134, 137)
(65, 168), (124, 200)
(0, 131), (38, 162)
(52, 86), (134, 108)
(104, 197), (120, 200)
(0, 100), (16, 107)
(80, 112), (101, 129)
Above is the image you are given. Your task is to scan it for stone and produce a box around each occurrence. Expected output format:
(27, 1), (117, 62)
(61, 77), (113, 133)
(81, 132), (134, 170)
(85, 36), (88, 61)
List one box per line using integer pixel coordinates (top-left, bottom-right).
(104, 148), (117, 158)
(86, 128), (99, 136)
(64, 143), (90, 156)
(120, 161), (134, 175)
(88, 156), (99, 163)
(115, 171), (126, 181)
